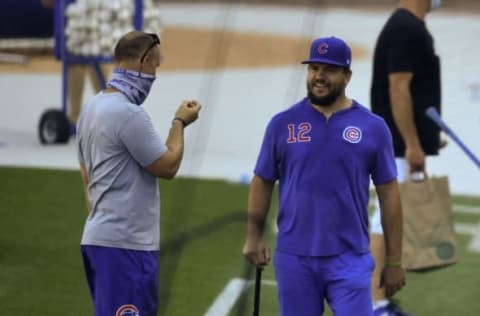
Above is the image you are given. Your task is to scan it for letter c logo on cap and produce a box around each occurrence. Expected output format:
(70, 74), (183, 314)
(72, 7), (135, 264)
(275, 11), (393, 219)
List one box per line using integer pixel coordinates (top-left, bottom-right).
(317, 43), (329, 54)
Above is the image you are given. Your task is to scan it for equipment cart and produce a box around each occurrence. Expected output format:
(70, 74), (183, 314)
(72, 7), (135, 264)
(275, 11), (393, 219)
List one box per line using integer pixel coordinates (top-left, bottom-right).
(38, 0), (144, 144)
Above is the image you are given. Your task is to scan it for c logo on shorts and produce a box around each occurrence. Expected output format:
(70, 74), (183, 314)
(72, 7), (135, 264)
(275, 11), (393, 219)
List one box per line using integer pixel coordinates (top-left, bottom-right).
(342, 126), (362, 143)
(116, 304), (140, 316)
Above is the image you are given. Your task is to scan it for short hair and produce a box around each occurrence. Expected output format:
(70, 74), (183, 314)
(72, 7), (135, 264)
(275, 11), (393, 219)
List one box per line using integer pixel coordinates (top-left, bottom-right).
(113, 31), (155, 62)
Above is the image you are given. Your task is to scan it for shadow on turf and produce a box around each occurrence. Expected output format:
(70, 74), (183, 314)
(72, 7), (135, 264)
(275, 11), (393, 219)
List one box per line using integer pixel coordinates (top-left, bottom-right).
(158, 209), (248, 315)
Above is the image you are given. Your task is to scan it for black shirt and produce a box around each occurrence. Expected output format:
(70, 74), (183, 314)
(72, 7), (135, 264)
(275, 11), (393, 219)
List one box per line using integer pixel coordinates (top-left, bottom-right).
(371, 8), (441, 157)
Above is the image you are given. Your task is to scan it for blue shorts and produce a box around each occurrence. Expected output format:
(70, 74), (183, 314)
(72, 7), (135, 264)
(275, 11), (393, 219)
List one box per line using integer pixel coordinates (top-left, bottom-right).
(274, 250), (374, 316)
(81, 245), (159, 316)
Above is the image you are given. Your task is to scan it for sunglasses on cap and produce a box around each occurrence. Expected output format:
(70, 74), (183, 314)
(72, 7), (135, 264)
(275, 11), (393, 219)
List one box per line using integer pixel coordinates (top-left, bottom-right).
(140, 33), (161, 63)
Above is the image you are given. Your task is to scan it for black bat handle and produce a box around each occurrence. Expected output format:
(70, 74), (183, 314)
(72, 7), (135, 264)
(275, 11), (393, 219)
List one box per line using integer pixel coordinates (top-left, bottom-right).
(253, 268), (262, 316)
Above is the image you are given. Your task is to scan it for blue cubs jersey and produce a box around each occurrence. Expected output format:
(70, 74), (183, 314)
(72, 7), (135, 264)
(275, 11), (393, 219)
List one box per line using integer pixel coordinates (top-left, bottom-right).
(254, 98), (397, 256)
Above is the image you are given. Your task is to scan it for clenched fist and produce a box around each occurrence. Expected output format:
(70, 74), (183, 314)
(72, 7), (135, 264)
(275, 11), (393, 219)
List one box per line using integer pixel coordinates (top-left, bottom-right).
(174, 100), (201, 127)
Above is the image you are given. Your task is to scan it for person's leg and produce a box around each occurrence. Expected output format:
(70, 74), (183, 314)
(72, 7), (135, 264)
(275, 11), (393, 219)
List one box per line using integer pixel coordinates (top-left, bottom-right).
(274, 251), (324, 316)
(325, 251), (375, 316)
(67, 64), (86, 124)
(87, 63), (111, 92)
(68, 64), (110, 127)
(81, 245), (159, 316)
(370, 158), (408, 313)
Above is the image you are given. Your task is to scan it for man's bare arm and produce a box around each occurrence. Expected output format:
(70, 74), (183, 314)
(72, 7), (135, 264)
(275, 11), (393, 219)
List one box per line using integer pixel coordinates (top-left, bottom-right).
(375, 179), (406, 297)
(389, 72), (425, 171)
(145, 100), (201, 179)
(376, 179), (403, 262)
(242, 175), (274, 267)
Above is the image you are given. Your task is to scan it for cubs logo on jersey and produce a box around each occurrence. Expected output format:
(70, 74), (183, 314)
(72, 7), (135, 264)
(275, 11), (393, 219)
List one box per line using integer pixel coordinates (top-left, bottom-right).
(116, 304), (140, 316)
(342, 126), (362, 143)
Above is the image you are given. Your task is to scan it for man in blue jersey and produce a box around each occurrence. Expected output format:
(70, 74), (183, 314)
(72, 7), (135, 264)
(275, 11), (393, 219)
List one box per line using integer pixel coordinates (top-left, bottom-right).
(77, 31), (201, 316)
(243, 36), (405, 316)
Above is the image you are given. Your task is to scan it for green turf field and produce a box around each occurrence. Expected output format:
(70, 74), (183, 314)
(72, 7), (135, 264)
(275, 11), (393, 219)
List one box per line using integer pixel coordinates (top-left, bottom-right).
(0, 167), (479, 315)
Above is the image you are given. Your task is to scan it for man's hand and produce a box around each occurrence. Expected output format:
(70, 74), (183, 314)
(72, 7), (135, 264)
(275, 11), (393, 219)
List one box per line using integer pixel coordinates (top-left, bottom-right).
(174, 100), (201, 126)
(405, 145), (425, 172)
(380, 266), (406, 298)
(41, 0), (55, 8)
(242, 238), (271, 269)
(440, 132), (448, 149)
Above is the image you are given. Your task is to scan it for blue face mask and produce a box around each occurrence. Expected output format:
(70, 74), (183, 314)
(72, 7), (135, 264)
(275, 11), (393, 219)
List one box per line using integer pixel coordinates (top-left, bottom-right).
(106, 68), (156, 105)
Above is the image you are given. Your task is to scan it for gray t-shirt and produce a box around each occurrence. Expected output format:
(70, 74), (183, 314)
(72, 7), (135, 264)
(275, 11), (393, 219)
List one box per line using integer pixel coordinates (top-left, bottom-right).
(77, 92), (167, 251)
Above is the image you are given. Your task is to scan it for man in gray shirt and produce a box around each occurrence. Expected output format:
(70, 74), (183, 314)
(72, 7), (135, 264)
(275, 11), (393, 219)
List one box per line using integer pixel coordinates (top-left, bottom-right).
(77, 31), (201, 316)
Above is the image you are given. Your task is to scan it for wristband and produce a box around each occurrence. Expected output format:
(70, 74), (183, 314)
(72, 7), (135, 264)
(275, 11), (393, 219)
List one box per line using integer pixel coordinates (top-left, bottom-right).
(172, 117), (187, 127)
(385, 261), (402, 268)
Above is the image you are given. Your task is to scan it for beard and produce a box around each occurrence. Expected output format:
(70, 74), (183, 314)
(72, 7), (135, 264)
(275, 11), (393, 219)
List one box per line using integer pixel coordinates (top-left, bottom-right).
(307, 81), (344, 108)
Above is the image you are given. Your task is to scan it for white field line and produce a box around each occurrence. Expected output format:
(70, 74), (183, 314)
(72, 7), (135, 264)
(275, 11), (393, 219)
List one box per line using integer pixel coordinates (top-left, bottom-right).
(455, 222), (479, 235)
(455, 222), (480, 252)
(368, 202), (480, 214)
(261, 279), (277, 286)
(204, 278), (250, 316)
(272, 221), (278, 234)
(204, 278), (277, 316)
(452, 204), (480, 214)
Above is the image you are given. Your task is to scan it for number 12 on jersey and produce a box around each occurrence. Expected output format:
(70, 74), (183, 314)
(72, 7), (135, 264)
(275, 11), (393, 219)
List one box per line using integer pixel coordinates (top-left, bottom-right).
(287, 123), (312, 143)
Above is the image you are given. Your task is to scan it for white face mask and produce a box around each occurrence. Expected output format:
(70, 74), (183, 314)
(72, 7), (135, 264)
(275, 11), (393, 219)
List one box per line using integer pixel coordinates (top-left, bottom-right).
(429, 0), (442, 11)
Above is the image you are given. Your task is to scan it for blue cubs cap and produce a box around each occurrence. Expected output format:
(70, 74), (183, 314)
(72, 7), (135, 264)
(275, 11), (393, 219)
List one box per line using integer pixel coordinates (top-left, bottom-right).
(301, 36), (352, 68)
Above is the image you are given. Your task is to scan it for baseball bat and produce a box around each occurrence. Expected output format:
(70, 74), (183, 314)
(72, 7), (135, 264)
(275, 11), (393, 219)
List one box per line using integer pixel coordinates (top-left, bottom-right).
(253, 268), (262, 316)
(425, 107), (480, 168)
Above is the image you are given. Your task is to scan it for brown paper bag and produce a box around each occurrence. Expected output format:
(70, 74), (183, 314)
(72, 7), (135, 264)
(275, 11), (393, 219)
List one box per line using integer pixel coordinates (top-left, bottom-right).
(400, 175), (458, 271)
